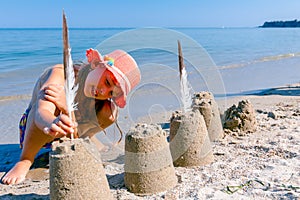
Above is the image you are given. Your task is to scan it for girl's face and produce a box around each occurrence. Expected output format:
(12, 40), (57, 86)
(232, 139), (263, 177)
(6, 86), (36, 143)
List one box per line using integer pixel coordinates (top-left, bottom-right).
(84, 66), (122, 100)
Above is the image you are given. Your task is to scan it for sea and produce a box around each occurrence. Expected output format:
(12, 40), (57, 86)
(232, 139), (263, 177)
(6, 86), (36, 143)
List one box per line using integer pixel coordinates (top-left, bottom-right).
(0, 27), (299, 143)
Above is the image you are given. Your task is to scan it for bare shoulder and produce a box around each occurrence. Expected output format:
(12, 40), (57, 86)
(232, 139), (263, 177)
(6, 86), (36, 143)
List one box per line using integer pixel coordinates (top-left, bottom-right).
(51, 64), (64, 73)
(42, 64), (65, 87)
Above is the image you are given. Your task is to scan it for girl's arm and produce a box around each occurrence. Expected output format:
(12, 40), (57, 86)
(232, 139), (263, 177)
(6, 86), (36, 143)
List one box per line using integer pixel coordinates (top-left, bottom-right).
(34, 65), (76, 138)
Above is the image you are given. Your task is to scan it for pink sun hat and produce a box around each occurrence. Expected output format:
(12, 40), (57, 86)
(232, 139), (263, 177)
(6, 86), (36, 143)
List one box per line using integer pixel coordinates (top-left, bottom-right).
(86, 48), (141, 108)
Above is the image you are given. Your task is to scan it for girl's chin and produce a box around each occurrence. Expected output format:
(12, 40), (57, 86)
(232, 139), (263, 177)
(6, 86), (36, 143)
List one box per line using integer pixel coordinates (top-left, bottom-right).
(94, 96), (106, 100)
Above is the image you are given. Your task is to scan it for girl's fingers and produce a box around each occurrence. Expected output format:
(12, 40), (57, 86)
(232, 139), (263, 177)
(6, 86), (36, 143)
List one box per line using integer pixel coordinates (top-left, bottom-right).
(53, 114), (75, 134)
(55, 118), (74, 134)
(45, 84), (64, 92)
(45, 88), (59, 97)
(44, 123), (66, 138)
(44, 127), (59, 138)
(44, 84), (64, 97)
(58, 114), (74, 127)
(43, 115), (76, 138)
(44, 94), (56, 101)
(44, 90), (58, 102)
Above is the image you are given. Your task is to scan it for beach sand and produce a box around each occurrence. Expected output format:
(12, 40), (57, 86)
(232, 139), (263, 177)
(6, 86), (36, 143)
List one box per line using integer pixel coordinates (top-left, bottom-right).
(0, 85), (299, 199)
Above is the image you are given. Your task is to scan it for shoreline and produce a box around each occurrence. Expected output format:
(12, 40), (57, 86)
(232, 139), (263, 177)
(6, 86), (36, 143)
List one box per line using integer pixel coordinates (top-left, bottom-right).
(0, 88), (299, 199)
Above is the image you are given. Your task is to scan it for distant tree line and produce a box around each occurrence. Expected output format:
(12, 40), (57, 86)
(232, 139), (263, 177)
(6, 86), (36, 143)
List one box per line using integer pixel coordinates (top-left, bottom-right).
(260, 19), (300, 28)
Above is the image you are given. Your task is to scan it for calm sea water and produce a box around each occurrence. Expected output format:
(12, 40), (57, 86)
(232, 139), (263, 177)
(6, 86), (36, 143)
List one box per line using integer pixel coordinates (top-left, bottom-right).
(0, 27), (299, 98)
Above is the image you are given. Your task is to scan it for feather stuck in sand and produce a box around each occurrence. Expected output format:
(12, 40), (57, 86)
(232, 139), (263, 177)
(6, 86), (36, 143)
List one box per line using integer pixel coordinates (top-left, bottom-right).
(63, 12), (78, 139)
(178, 40), (192, 113)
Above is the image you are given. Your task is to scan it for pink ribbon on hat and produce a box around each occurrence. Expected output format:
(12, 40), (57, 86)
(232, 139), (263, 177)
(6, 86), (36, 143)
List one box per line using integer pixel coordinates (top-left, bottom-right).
(86, 48), (102, 64)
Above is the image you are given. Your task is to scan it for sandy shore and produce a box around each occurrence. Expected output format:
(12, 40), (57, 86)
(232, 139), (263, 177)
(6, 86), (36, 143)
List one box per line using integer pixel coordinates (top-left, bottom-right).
(0, 86), (299, 199)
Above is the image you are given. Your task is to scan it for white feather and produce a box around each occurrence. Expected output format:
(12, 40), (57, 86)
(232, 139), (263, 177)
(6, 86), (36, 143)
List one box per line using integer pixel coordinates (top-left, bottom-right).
(65, 47), (78, 121)
(180, 67), (192, 113)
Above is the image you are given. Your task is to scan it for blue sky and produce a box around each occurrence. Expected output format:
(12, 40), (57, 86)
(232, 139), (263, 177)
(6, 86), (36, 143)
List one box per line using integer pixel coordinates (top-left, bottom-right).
(1, 0), (300, 28)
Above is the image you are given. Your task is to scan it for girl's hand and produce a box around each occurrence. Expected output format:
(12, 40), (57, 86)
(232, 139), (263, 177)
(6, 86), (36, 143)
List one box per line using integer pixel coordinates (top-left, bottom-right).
(43, 114), (78, 139)
(43, 84), (67, 114)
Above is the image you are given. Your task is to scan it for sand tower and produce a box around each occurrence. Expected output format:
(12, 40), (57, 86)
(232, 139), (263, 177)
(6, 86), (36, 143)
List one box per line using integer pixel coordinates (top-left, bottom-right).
(192, 91), (224, 141)
(169, 109), (214, 167)
(124, 123), (177, 196)
(223, 100), (257, 133)
(49, 138), (113, 200)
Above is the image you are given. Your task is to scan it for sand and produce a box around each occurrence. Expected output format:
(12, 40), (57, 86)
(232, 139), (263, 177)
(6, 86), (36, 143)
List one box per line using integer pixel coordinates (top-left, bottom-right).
(0, 86), (299, 199)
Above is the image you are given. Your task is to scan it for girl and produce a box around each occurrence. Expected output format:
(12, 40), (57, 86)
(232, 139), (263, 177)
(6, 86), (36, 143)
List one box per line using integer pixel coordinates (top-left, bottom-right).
(1, 48), (141, 185)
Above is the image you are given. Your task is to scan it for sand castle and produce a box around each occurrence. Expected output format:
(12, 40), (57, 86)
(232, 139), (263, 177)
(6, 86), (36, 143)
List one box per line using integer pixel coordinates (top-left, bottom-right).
(169, 109), (214, 167)
(124, 123), (177, 196)
(49, 137), (113, 200)
(192, 91), (224, 141)
(223, 100), (257, 133)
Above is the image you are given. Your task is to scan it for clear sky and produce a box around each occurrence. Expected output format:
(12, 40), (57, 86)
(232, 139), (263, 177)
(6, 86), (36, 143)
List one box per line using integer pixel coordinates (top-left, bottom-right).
(1, 0), (300, 28)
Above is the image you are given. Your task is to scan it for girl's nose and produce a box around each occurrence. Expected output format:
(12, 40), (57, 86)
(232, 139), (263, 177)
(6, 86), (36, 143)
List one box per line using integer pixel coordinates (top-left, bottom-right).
(100, 87), (112, 98)
(99, 88), (105, 95)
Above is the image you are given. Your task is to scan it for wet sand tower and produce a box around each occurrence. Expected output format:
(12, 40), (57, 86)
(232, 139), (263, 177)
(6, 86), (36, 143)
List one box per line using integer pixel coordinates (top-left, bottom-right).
(192, 92), (224, 141)
(124, 124), (177, 196)
(49, 138), (113, 200)
(223, 100), (257, 133)
(169, 109), (214, 167)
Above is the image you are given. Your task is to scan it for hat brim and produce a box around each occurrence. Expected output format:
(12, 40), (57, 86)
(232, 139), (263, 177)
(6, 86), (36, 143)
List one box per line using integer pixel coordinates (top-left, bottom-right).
(106, 66), (127, 108)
